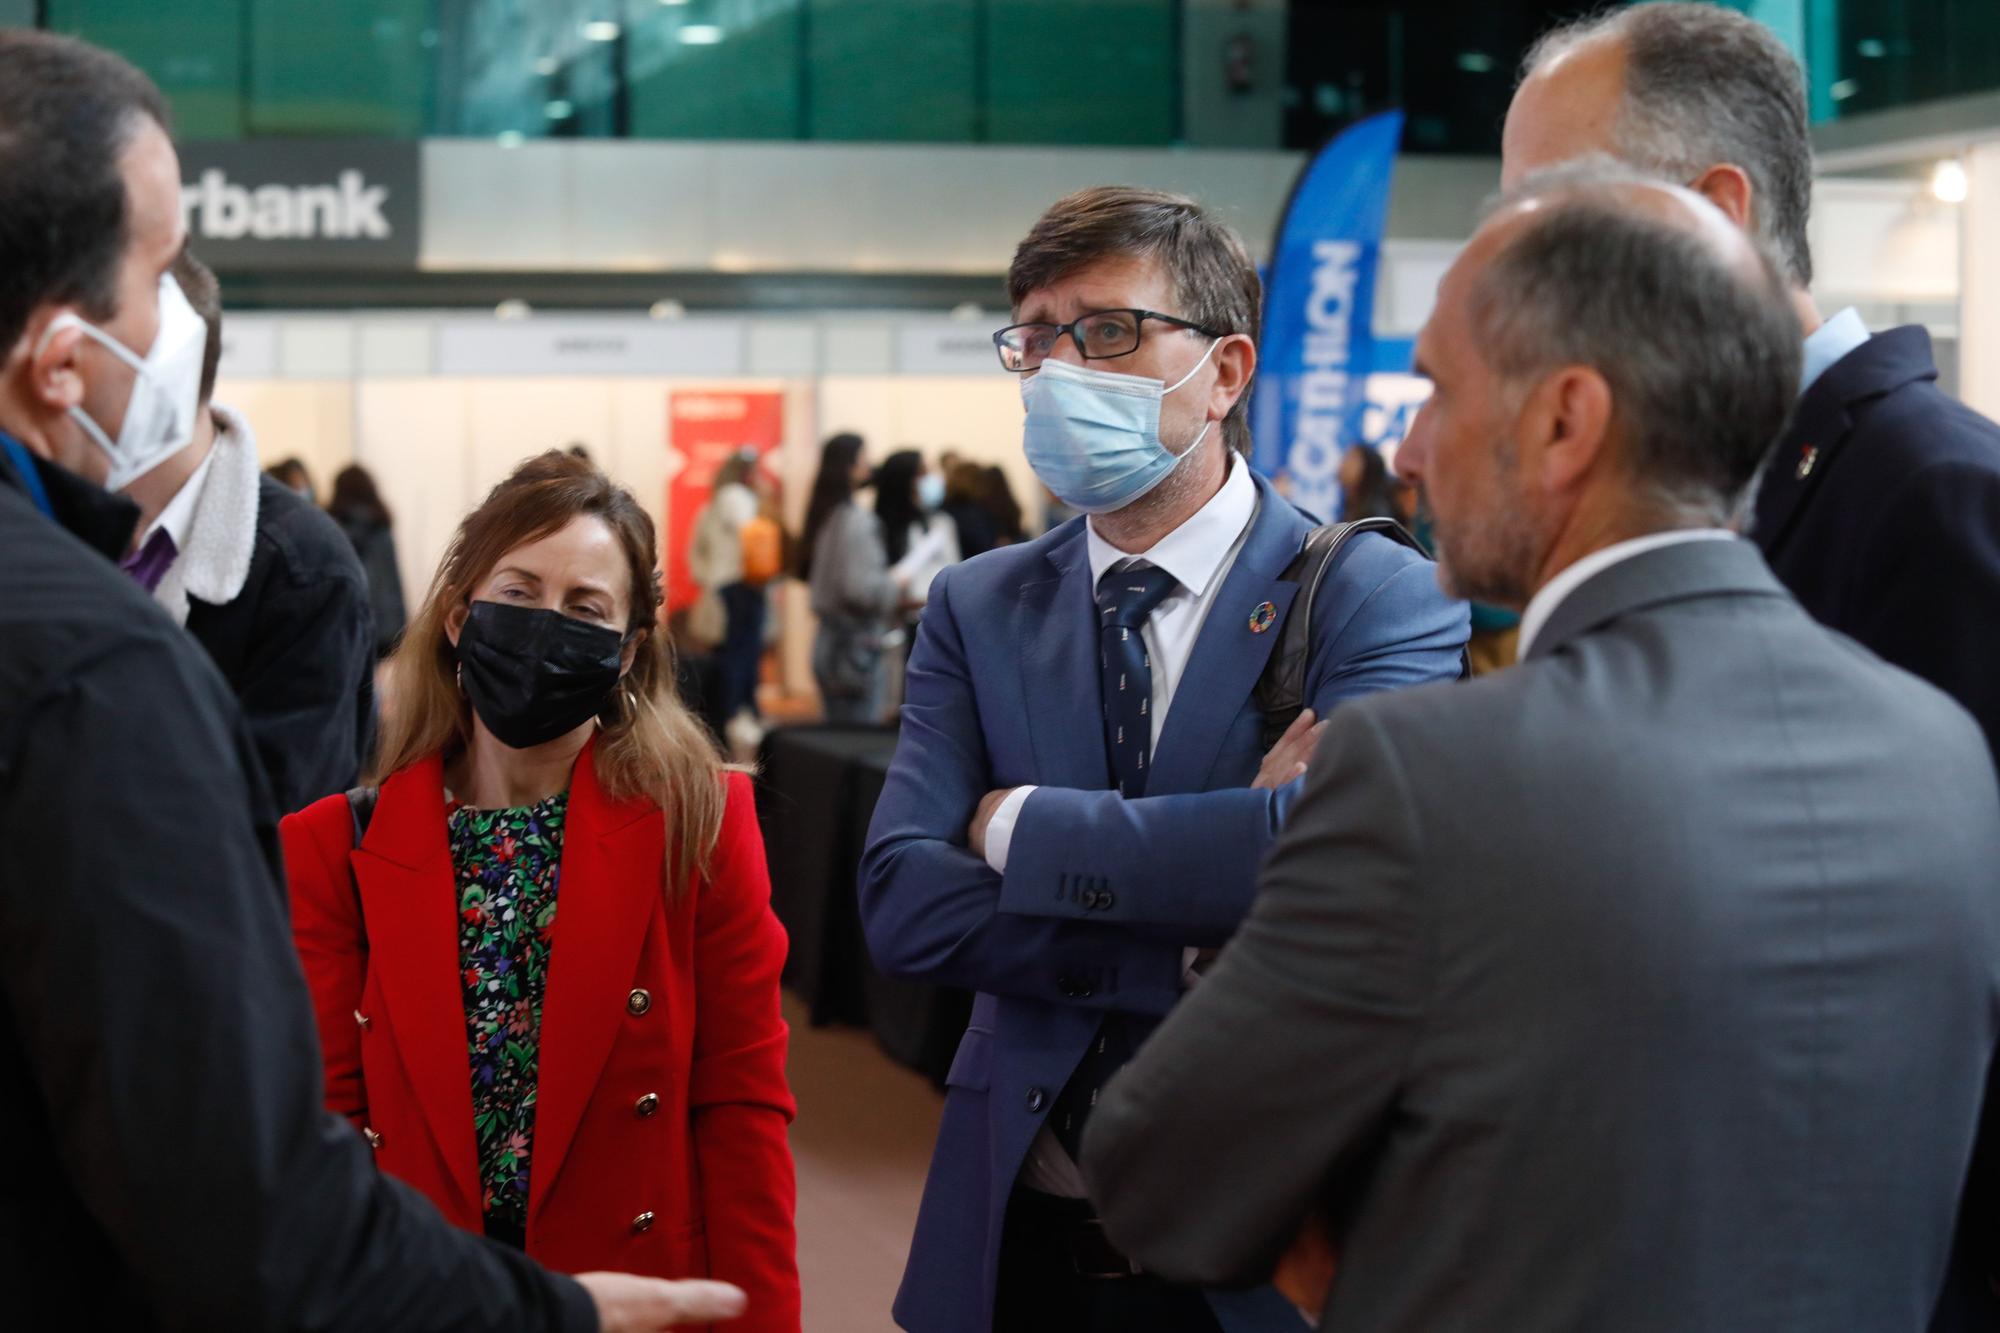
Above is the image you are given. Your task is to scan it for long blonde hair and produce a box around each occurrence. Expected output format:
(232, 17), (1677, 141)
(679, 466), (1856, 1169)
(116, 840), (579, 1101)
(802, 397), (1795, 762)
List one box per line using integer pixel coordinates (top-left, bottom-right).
(372, 450), (728, 891)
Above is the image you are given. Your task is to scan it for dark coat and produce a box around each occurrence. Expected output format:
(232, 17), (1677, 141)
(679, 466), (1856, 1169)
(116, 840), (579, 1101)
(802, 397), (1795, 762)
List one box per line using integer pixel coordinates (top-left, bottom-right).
(0, 443), (594, 1332)
(334, 511), (408, 658)
(186, 474), (376, 816)
(1752, 326), (2000, 761)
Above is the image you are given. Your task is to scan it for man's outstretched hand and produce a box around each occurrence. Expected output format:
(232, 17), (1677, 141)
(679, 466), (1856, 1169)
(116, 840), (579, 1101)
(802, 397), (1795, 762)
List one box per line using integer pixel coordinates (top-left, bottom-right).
(1253, 709), (1327, 790)
(578, 1273), (747, 1331)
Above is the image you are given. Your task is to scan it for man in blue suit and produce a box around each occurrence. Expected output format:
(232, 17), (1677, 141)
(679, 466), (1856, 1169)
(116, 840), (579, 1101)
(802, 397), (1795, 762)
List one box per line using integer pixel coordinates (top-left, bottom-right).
(859, 186), (1469, 1333)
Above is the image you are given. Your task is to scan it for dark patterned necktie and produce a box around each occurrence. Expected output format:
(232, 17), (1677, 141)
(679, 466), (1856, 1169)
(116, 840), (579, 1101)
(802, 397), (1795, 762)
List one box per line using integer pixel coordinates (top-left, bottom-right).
(119, 527), (177, 594)
(1049, 560), (1179, 1161)
(1095, 561), (1179, 798)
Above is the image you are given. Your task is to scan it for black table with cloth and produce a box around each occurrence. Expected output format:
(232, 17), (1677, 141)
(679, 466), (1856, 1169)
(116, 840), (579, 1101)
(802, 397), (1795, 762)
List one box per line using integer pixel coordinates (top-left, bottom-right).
(755, 724), (971, 1085)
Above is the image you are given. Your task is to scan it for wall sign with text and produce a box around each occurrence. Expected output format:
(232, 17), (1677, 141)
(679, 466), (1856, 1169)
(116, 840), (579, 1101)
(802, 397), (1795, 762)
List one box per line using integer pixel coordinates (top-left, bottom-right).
(178, 140), (420, 271)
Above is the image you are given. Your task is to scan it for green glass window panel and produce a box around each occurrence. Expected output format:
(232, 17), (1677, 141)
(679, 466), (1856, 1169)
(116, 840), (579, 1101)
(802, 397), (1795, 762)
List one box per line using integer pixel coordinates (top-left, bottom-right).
(984, 0), (1174, 145)
(246, 0), (430, 136)
(628, 3), (805, 140)
(806, 0), (977, 142)
(46, 0), (245, 139)
(1824, 0), (2000, 118)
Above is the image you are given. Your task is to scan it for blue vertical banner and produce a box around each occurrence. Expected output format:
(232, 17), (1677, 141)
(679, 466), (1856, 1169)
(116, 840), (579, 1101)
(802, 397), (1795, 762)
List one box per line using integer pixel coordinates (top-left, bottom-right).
(1251, 109), (1404, 522)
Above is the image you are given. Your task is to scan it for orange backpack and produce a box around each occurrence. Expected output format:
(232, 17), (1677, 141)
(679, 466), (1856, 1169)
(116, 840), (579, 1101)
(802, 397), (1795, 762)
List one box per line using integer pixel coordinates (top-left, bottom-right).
(739, 513), (784, 587)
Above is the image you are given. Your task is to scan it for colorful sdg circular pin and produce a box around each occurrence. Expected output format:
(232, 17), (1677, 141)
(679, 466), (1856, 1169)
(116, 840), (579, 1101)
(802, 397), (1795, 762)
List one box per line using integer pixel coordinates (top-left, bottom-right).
(1249, 601), (1277, 633)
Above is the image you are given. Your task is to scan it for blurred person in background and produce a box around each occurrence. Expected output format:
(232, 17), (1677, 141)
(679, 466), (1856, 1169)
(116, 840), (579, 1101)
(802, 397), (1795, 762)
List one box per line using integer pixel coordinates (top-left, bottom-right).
(1334, 443), (1398, 523)
(875, 448), (962, 607)
(328, 462), (408, 659)
(1505, 1), (2000, 759)
(983, 462), (1029, 544)
(283, 451), (799, 1329)
(115, 248), (373, 815)
(266, 454), (314, 499)
(689, 448), (779, 748)
(942, 460), (1000, 559)
(799, 431), (904, 724)
(0, 29), (739, 1333)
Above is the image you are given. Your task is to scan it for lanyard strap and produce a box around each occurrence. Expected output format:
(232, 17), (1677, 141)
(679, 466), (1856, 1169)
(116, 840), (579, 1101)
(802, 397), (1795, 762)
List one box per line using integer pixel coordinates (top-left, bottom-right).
(0, 434), (56, 521)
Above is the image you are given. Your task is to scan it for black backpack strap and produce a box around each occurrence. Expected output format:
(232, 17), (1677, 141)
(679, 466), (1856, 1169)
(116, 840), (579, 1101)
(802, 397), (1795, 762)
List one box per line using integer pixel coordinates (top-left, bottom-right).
(343, 784), (380, 849)
(1253, 517), (1462, 750)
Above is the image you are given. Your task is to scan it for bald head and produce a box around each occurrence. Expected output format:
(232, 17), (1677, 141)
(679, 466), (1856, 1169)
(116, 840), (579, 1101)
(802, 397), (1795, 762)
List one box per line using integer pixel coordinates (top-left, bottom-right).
(1396, 164), (1800, 605)
(1504, 3), (1815, 289)
(1467, 168), (1798, 512)
(1483, 166), (1771, 291)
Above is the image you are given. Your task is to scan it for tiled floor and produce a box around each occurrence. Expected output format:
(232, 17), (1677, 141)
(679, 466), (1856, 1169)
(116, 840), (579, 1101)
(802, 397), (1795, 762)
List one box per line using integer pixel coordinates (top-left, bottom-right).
(786, 994), (943, 1333)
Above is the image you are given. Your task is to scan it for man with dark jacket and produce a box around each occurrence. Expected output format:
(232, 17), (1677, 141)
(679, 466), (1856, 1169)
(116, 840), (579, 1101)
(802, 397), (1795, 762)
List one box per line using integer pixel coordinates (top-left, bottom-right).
(0, 29), (740, 1332)
(119, 249), (374, 814)
(1501, 2), (2000, 760)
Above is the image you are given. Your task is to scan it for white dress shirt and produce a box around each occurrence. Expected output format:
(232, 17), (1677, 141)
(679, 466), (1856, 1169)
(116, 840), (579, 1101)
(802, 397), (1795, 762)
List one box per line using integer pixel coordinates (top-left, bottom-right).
(1516, 529), (1738, 659)
(981, 458), (1258, 1200)
(983, 456), (1258, 873)
(140, 441), (219, 562)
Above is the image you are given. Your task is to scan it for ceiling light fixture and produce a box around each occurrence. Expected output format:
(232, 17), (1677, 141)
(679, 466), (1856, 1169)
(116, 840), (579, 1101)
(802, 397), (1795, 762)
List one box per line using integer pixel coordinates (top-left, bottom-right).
(679, 24), (725, 45)
(1932, 159), (1969, 204)
(582, 20), (621, 41)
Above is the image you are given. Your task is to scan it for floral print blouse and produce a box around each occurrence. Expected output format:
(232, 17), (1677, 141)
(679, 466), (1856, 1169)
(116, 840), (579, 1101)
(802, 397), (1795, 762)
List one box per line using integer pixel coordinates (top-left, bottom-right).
(447, 790), (568, 1234)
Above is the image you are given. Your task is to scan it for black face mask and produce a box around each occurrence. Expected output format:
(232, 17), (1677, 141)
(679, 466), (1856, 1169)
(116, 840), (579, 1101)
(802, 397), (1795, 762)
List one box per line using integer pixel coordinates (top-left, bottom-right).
(456, 600), (627, 750)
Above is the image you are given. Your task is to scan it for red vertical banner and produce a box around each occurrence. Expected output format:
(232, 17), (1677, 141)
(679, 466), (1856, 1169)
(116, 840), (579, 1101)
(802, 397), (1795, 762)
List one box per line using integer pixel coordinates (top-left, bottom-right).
(665, 390), (785, 612)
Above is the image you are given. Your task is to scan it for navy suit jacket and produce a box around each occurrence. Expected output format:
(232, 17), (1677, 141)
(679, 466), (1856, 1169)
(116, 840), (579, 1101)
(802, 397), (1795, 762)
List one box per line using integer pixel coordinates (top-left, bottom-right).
(1753, 326), (2000, 761)
(859, 469), (1469, 1333)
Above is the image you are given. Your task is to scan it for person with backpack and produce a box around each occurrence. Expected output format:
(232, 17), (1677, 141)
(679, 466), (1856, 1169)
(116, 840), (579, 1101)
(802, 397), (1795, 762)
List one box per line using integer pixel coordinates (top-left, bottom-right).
(856, 187), (1467, 1333)
(689, 448), (779, 735)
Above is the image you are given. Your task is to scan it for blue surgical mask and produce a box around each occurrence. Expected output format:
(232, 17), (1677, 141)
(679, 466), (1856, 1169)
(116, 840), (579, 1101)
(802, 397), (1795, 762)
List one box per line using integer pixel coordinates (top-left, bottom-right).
(1020, 339), (1219, 514)
(917, 472), (946, 510)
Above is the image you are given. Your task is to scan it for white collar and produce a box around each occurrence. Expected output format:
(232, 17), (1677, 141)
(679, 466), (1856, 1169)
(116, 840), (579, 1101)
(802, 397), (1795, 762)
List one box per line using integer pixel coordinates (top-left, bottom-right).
(143, 440), (219, 553)
(1084, 455), (1256, 595)
(150, 403), (263, 625)
(1800, 307), (1870, 397)
(1516, 528), (1738, 658)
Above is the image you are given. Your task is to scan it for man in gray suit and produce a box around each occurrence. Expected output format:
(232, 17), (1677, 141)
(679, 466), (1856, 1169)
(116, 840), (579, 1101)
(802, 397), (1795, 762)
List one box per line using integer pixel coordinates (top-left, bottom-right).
(1080, 169), (2000, 1332)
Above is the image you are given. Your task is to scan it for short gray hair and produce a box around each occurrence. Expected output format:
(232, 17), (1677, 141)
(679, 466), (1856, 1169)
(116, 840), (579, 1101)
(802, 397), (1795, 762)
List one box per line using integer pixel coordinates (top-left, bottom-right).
(1468, 177), (1803, 522)
(1522, 2), (1815, 288)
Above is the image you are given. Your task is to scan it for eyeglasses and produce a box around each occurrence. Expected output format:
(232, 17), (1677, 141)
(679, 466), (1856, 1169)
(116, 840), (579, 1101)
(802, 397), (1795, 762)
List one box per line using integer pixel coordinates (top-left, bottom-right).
(992, 308), (1226, 373)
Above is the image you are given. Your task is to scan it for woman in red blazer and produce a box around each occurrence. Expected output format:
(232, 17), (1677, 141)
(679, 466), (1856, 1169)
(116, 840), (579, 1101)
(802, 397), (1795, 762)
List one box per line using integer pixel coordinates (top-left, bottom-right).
(281, 451), (798, 1331)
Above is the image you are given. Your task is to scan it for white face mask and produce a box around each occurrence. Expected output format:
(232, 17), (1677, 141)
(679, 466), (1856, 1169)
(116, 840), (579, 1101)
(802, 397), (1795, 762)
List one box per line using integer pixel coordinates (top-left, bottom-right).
(39, 274), (206, 491)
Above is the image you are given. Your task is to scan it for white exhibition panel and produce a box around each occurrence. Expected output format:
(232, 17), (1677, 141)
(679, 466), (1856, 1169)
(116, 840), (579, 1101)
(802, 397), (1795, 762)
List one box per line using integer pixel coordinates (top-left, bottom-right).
(1809, 177), (1961, 307)
(1963, 139), (2000, 422)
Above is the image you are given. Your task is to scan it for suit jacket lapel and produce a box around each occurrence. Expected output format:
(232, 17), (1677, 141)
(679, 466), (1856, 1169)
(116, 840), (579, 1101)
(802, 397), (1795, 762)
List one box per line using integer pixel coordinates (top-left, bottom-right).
(1017, 524), (1115, 789)
(1753, 327), (1939, 562)
(1752, 380), (1854, 562)
(528, 740), (662, 1221)
(351, 754), (483, 1220)
(1149, 486), (1300, 794)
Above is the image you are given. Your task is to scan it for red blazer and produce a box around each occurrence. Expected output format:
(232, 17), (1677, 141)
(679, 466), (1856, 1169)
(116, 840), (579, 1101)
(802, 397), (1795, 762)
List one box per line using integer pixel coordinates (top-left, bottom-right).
(281, 745), (799, 1332)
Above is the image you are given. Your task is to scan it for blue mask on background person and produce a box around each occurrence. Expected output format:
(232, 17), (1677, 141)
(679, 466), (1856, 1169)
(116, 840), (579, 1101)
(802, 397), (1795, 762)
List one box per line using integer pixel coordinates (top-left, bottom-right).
(917, 472), (946, 510)
(1020, 338), (1220, 514)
